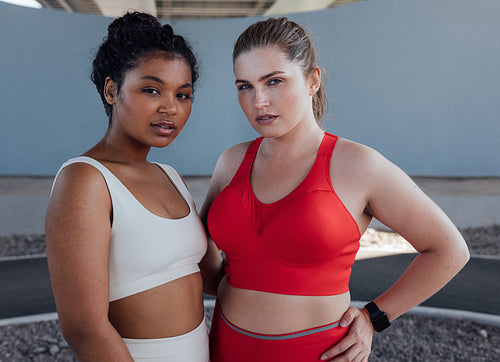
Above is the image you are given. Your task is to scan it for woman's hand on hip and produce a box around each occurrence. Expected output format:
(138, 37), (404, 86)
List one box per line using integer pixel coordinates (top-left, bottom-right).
(320, 306), (373, 361)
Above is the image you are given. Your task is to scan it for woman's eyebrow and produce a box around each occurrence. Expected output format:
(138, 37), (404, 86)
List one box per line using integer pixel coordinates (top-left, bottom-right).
(141, 75), (164, 84)
(258, 71), (285, 82)
(140, 75), (192, 89)
(178, 83), (193, 89)
(235, 70), (285, 84)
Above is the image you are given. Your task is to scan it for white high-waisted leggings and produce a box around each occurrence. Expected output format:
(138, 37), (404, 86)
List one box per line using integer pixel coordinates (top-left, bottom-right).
(122, 318), (209, 361)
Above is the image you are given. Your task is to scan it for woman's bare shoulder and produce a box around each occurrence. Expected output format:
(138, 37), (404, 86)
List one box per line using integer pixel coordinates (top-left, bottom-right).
(200, 140), (254, 218)
(48, 161), (112, 217)
(219, 141), (253, 167)
(334, 137), (417, 201)
(334, 137), (385, 174)
(212, 140), (253, 187)
(52, 161), (107, 195)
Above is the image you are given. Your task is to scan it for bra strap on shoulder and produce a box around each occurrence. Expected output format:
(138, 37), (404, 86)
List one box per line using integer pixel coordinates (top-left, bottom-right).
(319, 132), (338, 157)
(228, 137), (263, 185)
(51, 156), (114, 196)
(315, 133), (338, 183)
(247, 137), (264, 154)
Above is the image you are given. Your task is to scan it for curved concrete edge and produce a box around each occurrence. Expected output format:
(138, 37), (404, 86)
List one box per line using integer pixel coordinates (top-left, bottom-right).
(351, 300), (500, 328)
(469, 253), (500, 261)
(2, 299), (499, 329)
(0, 253), (47, 262)
(0, 312), (58, 327)
(407, 305), (500, 328)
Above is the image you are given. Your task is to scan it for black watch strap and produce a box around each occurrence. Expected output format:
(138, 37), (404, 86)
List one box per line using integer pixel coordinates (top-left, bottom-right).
(364, 301), (390, 332)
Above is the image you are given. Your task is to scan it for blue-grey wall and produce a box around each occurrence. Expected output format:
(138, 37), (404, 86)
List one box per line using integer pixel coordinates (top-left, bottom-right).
(1, 0), (499, 176)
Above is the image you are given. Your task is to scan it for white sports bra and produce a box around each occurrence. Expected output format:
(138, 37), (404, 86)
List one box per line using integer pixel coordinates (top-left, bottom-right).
(52, 156), (208, 302)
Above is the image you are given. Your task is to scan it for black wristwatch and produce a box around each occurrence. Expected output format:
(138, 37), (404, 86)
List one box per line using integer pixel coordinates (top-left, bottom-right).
(364, 301), (390, 332)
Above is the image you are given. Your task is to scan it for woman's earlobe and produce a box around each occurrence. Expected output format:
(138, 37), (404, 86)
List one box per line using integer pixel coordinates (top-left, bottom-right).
(310, 83), (320, 96)
(309, 68), (321, 96)
(103, 77), (117, 105)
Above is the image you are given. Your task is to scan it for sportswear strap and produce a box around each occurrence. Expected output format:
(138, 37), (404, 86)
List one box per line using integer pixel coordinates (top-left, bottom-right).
(318, 133), (338, 157)
(51, 156), (118, 195)
(229, 137), (263, 186)
(247, 137), (264, 154)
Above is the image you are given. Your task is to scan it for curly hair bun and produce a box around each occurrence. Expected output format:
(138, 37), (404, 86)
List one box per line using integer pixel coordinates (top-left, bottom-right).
(91, 11), (199, 121)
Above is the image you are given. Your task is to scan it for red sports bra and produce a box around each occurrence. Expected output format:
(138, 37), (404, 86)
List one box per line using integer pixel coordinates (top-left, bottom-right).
(207, 133), (361, 296)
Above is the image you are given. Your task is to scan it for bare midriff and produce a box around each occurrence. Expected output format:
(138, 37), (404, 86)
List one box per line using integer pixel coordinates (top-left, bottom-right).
(217, 276), (350, 334)
(108, 273), (204, 339)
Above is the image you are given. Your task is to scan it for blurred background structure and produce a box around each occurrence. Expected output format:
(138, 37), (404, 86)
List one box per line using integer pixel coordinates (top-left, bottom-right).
(32, 0), (363, 20)
(0, 0), (499, 177)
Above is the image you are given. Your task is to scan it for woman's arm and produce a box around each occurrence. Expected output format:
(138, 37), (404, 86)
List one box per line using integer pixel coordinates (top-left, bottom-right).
(362, 147), (470, 320)
(198, 142), (251, 295)
(322, 144), (469, 361)
(45, 163), (133, 361)
(198, 152), (228, 295)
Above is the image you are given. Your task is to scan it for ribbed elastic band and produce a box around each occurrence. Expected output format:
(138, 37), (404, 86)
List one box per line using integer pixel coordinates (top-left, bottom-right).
(218, 304), (340, 341)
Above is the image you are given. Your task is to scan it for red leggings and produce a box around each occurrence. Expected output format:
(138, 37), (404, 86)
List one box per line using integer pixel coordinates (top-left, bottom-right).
(209, 303), (349, 362)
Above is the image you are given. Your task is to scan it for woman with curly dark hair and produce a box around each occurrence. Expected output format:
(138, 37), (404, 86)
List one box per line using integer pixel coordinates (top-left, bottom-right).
(45, 12), (209, 361)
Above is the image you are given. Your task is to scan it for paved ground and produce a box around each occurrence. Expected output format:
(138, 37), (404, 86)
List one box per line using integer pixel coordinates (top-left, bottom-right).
(372, 176), (500, 231)
(0, 175), (499, 323)
(1, 175), (500, 235)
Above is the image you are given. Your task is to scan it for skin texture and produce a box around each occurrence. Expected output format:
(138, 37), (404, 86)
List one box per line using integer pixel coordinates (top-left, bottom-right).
(46, 54), (205, 361)
(199, 45), (470, 361)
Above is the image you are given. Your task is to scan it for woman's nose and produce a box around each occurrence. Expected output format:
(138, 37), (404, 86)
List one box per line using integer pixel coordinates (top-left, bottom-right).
(158, 95), (177, 114)
(254, 89), (270, 109)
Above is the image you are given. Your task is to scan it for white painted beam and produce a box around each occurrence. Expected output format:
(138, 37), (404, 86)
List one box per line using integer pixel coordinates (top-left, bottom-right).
(264, 0), (335, 15)
(93, 0), (157, 17)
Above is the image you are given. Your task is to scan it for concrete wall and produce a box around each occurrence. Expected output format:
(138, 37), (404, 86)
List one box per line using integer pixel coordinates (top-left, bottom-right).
(1, 0), (499, 176)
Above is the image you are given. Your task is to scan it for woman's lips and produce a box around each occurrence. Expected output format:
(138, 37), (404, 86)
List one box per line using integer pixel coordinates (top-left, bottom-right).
(256, 114), (277, 125)
(151, 121), (176, 136)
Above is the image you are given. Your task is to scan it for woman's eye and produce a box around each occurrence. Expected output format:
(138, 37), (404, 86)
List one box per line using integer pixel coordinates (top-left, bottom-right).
(143, 88), (159, 95)
(237, 84), (251, 91)
(268, 78), (282, 86)
(177, 93), (191, 100)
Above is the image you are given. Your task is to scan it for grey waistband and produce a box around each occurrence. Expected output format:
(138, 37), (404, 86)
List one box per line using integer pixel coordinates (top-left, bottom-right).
(218, 304), (340, 341)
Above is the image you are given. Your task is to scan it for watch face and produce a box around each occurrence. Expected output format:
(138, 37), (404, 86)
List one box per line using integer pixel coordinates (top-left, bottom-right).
(373, 313), (390, 332)
(365, 302), (390, 332)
